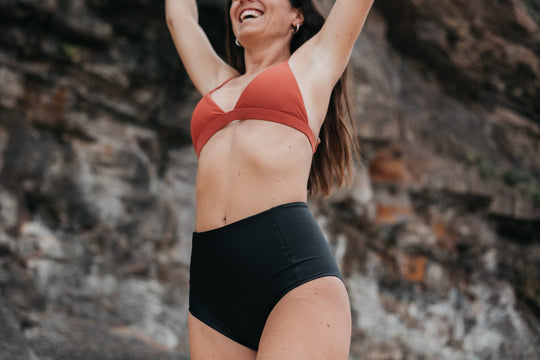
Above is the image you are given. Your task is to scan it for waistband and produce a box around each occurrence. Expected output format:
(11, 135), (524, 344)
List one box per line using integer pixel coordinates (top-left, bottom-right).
(193, 201), (309, 239)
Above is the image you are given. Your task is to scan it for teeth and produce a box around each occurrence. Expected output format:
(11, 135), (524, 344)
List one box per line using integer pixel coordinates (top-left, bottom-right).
(240, 9), (262, 22)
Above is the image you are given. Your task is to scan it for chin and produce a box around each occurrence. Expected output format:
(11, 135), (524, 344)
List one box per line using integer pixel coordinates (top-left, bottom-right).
(237, 28), (264, 43)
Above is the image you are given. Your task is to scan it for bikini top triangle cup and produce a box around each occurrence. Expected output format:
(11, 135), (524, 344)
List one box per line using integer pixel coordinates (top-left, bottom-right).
(190, 61), (320, 157)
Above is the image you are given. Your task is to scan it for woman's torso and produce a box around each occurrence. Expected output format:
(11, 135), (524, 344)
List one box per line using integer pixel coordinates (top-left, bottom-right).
(195, 118), (313, 232)
(192, 60), (321, 232)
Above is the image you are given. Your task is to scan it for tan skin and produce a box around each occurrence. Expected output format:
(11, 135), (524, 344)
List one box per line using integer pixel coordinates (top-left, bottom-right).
(166, 0), (373, 358)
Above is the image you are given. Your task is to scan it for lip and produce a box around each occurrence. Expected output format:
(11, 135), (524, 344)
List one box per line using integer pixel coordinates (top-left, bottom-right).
(238, 7), (264, 23)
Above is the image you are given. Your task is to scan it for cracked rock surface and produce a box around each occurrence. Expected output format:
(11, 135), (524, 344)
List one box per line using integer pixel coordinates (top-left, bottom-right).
(0, 0), (539, 359)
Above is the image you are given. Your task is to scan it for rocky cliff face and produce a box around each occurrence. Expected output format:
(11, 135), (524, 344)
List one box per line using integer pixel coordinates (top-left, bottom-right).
(0, 0), (539, 359)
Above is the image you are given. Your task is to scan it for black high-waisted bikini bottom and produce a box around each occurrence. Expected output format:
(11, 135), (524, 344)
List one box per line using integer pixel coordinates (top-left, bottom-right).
(189, 201), (342, 351)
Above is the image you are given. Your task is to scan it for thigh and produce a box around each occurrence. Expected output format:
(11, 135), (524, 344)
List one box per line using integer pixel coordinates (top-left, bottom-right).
(256, 276), (352, 360)
(188, 313), (257, 360)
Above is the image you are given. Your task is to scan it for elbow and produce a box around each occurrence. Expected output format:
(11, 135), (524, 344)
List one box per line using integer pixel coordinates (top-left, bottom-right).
(166, 17), (175, 31)
(165, 12), (178, 30)
(165, 5), (184, 30)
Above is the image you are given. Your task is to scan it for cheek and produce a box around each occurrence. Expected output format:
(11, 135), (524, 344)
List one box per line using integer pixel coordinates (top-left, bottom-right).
(229, 2), (239, 22)
(229, 7), (238, 33)
(272, 13), (294, 31)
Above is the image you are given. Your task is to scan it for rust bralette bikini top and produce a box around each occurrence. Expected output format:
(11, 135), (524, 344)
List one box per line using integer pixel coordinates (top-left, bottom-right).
(190, 60), (320, 157)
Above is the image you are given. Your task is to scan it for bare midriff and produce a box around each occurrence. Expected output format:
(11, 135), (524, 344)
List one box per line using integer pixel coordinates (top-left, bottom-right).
(195, 119), (313, 232)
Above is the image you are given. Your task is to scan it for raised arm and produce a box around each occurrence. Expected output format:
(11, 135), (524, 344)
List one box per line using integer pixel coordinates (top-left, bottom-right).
(289, 0), (374, 128)
(165, 0), (238, 95)
(315, 0), (374, 79)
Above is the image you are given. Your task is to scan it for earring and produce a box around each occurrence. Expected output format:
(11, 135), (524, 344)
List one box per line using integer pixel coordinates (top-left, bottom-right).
(235, 38), (242, 47)
(292, 24), (300, 34)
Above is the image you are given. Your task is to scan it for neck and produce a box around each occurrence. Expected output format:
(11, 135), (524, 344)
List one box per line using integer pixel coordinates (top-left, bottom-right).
(242, 40), (291, 75)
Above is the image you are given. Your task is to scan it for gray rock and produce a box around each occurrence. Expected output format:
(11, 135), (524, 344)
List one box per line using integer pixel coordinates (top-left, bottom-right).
(0, 0), (538, 359)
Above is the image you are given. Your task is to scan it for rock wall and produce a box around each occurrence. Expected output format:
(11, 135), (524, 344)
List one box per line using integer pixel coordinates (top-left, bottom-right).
(0, 0), (539, 359)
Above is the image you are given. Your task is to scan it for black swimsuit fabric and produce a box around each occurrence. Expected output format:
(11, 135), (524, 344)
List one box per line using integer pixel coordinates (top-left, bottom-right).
(189, 201), (342, 350)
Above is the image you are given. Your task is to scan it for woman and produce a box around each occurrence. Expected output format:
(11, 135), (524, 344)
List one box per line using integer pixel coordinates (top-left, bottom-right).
(166, 0), (373, 358)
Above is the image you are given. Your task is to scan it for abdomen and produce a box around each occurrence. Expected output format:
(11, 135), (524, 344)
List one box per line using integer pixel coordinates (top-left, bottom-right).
(195, 120), (313, 232)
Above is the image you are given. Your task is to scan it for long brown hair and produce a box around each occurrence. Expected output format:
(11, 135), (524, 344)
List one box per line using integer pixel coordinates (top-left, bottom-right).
(225, 0), (358, 196)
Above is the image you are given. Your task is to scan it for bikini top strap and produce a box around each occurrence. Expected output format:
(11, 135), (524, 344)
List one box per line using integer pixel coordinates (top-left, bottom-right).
(208, 76), (236, 95)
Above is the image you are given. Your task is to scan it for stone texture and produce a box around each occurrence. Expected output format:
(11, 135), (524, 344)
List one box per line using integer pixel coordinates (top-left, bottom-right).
(0, 0), (539, 359)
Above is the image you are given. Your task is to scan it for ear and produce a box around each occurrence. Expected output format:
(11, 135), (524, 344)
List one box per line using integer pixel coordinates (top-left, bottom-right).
(293, 8), (304, 26)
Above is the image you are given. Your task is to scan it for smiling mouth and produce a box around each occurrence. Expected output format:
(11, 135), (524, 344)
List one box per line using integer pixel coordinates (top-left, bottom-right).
(239, 9), (263, 23)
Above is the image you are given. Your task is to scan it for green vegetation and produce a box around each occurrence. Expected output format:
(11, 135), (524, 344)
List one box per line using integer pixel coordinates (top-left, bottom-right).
(473, 158), (540, 207)
(61, 43), (84, 62)
(522, 263), (539, 301)
(522, 0), (540, 26)
(477, 159), (496, 179)
(523, 180), (540, 207)
(502, 168), (534, 187)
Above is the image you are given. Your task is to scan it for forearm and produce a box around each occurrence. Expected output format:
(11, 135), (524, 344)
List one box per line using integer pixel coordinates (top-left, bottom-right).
(165, 0), (198, 26)
(165, 0), (234, 95)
